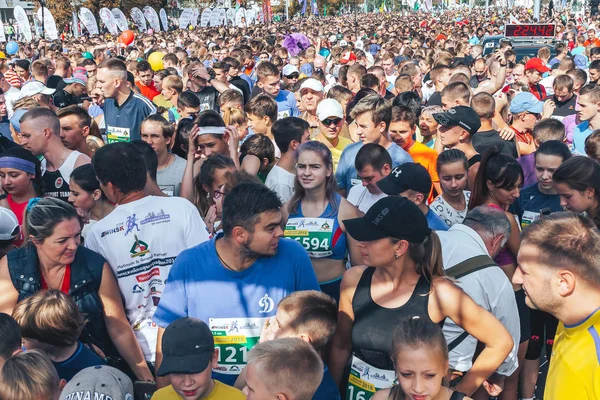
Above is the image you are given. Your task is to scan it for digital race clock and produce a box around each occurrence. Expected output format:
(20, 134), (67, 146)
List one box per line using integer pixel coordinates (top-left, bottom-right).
(504, 24), (556, 38)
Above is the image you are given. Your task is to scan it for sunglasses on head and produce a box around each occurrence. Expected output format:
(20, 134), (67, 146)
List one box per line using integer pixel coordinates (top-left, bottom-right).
(285, 73), (299, 79)
(321, 117), (342, 126)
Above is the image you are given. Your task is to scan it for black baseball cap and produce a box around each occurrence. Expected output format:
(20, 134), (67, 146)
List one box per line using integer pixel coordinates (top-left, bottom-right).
(157, 318), (214, 377)
(377, 163), (432, 196)
(432, 105), (481, 136)
(344, 196), (430, 243)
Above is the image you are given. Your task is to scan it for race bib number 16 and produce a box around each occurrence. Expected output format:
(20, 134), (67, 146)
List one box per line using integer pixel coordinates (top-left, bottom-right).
(209, 317), (266, 375)
(346, 356), (396, 400)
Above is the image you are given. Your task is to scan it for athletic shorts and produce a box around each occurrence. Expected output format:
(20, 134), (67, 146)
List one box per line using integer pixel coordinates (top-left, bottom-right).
(525, 309), (558, 360)
(515, 289), (531, 343)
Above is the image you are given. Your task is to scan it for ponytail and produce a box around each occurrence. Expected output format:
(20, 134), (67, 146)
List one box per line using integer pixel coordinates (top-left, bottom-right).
(408, 230), (446, 284)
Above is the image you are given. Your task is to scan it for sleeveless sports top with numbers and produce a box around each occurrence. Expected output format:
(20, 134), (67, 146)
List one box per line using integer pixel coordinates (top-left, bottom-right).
(352, 267), (436, 370)
(284, 193), (347, 260)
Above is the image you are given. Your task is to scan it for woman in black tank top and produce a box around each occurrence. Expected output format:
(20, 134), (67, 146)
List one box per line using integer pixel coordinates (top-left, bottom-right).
(372, 317), (471, 400)
(328, 197), (513, 398)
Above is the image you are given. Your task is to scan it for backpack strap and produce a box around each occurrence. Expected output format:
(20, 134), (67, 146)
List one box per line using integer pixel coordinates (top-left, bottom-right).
(446, 254), (497, 279)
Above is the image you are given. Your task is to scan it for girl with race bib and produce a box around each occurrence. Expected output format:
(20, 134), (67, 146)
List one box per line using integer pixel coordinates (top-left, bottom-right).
(467, 150), (525, 400)
(283, 141), (362, 302)
(372, 317), (471, 400)
(329, 196), (512, 400)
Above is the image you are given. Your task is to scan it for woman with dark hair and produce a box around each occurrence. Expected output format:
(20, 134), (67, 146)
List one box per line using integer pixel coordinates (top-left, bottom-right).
(284, 141), (362, 302)
(468, 149), (525, 400)
(329, 196), (513, 398)
(68, 164), (114, 239)
(0, 147), (44, 247)
(0, 198), (153, 381)
(553, 155), (600, 229)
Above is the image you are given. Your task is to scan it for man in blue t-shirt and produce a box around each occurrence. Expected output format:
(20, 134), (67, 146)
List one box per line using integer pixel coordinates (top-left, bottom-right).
(153, 183), (320, 387)
(377, 163), (449, 231)
(254, 61), (299, 119)
(335, 94), (412, 196)
(98, 59), (156, 143)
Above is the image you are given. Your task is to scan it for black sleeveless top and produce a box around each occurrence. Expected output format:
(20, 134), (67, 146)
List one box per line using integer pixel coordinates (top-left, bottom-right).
(42, 169), (71, 202)
(351, 267), (437, 370)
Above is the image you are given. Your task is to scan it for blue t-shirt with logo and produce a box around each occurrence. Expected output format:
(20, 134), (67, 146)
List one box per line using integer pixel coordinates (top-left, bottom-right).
(273, 90), (300, 119)
(153, 233), (319, 386)
(573, 121), (593, 154)
(335, 142), (413, 191)
(509, 183), (562, 229)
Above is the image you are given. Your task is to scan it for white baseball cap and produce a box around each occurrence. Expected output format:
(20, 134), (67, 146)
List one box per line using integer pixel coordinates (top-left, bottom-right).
(0, 208), (19, 241)
(300, 78), (324, 93)
(317, 98), (344, 121)
(282, 64), (299, 77)
(19, 81), (55, 98)
(339, 39), (348, 47)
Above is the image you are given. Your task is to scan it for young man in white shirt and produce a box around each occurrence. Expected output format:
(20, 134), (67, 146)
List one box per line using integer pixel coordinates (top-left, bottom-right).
(265, 117), (310, 203)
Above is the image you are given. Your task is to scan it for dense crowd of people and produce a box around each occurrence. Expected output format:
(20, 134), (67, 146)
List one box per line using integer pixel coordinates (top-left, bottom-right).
(0, 4), (597, 400)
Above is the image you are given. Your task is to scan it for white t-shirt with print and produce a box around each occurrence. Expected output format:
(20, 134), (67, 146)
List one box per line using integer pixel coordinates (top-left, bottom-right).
(85, 195), (209, 362)
(430, 191), (471, 228)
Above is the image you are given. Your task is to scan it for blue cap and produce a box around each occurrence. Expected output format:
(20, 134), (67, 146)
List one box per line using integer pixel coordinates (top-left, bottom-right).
(10, 109), (27, 133)
(509, 92), (544, 114)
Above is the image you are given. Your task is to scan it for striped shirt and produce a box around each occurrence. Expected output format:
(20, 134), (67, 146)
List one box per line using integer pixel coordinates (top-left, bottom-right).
(4, 70), (21, 89)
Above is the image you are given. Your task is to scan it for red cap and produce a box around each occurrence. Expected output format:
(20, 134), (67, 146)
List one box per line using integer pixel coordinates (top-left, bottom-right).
(340, 51), (357, 64)
(435, 34), (447, 41)
(525, 58), (551, 73)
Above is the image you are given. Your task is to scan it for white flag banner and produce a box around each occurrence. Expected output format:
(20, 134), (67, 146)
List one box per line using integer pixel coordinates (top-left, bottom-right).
(0, 16), (6, 42)
(201, 9), (212, 27)
(130, 7), (147, 31)
(178, 8), (193, 29)
(111, 8), (129, 31)
(245, 8), (255, 23)
(210, 9), (221, 26)
(235, 7), (246, 26)
(159, 8), (169, 31)
(424, 0), (432, 11)
(14, 6), (32, 41)
(36, 7), (58, 40)
(226, 8), (236, 25)
(509, 14), (520, 24)
(191, 8), (200, 27)
(78, 7), (99, 36)
(217, 8), (227, 26)
(99, 8), (119, 35)
(143, 6), (161, 31)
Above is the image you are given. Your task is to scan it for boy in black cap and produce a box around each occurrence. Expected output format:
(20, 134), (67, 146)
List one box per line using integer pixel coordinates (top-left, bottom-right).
(377, 163), (449, 231)
(152, 317), (245, 400)
(433, 105), (481, 189)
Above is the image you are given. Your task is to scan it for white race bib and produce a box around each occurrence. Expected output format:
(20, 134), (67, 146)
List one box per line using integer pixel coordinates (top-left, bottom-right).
(346, 355), (396, 400)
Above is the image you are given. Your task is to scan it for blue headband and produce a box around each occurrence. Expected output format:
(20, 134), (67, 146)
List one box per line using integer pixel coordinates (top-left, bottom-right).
(0, 156), (36, 175)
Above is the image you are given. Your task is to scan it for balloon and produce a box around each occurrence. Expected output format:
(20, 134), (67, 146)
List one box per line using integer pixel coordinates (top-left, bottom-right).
(148, 51), (164, 71)
(147, 28), (154, 35)
(82, 51), (93, 59)
(6, 42), (18, 55)
(120, 30), (135, 45)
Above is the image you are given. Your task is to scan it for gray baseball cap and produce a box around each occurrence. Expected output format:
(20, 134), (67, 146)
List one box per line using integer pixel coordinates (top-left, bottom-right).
(60, 365), (134, 400)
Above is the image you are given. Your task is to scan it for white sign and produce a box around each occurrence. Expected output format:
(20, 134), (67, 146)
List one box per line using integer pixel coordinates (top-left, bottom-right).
(99, 7), (119, 35)
(14, 6), (32, 41)
(235, 7), (246, 27)
(36, 7), (58, 40)
(226, 8), (236, 25)
(178, 8), (193, 29)
(78, 7), (99, 36)
(159, 8), (169, 31)
(201, 8), (212, 27)
(217, 8), (227, 26)
(130, 7), (147, 31)
(191, 8), (200, 27)
(0, 16), (5, 42)
(111, 8), (129, 31)
(143, 6), (161, 31)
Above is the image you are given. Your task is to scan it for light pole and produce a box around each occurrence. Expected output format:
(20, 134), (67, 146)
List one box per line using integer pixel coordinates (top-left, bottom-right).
(39, 0), (45, 39)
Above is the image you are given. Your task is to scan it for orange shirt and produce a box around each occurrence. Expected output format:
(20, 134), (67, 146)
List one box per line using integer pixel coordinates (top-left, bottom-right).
(407, 141), (439, 204)
(136, 81), (160, 101)
(584, 38), (600, 47)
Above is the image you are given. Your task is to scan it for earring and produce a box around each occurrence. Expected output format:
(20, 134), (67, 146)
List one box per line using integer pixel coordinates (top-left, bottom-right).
(394, 254), (399, 259)
(206, 192), (210, 200)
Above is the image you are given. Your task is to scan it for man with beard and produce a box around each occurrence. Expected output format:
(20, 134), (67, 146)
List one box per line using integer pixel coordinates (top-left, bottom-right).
(153, 183), (319, 387)
(512, 213), (600, 400)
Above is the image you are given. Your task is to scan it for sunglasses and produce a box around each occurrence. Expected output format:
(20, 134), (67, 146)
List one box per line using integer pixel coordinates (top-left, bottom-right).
(285, 73), (299, 79)
(321, 117), (342, 126)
